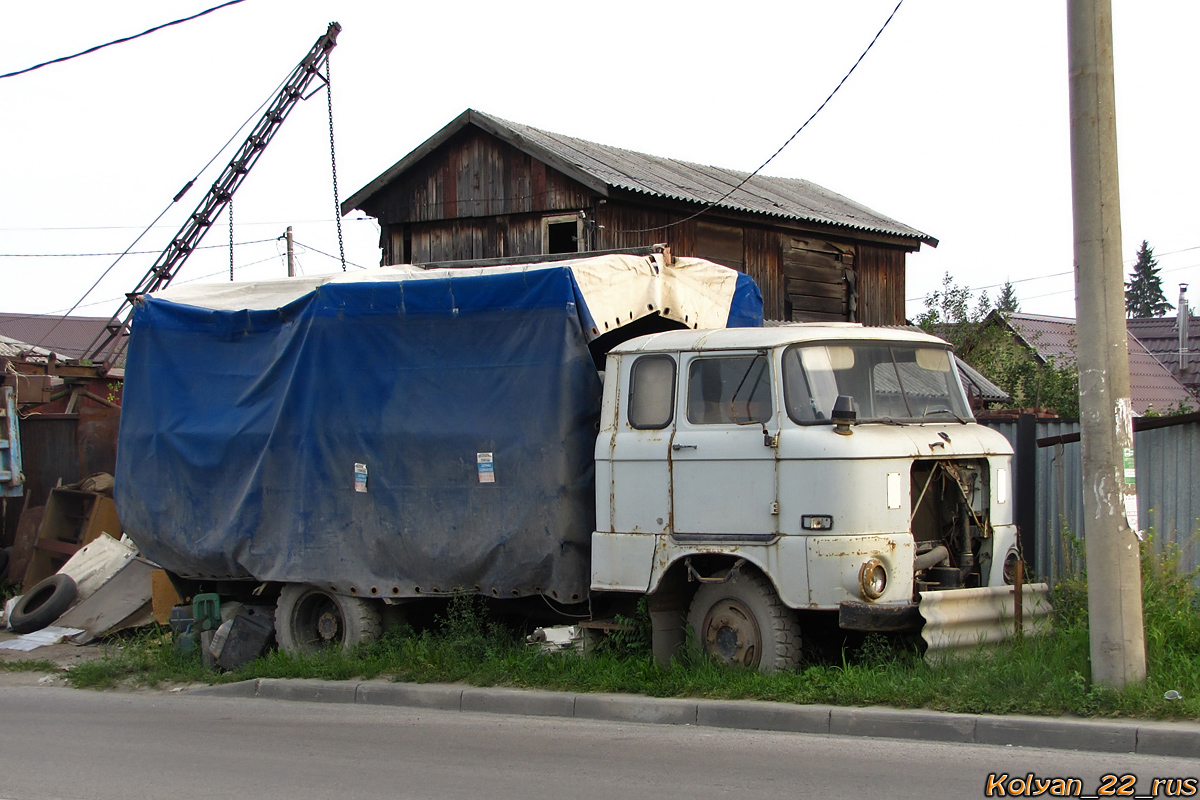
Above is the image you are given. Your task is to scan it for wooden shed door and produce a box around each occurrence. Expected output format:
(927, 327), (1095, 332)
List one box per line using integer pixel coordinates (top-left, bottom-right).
(782, 238), (857, 322)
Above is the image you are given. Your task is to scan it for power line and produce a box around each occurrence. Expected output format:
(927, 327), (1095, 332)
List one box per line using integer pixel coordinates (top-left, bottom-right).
(609, 0), (905, 235)
(906, 261), (1200, 310)
(1, 1), (247, 80)
(0, 238), (276, 258)
(907, 247), (1200, 303)
(1, 254), (296, 322)
(27, 35), (327, 352)
(0, 218), (374, 232)
(292, 239), (369, 270)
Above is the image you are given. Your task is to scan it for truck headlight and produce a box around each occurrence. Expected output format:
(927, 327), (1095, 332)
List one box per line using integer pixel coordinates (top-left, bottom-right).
(859, 558), (887, 600)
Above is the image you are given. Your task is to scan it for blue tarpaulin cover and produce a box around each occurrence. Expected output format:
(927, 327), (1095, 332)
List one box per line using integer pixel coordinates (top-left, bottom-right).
(116, 257), (761, 600)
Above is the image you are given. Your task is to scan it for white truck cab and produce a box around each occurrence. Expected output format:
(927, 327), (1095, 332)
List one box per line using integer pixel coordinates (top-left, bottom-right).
(592, 324), (1021, 671)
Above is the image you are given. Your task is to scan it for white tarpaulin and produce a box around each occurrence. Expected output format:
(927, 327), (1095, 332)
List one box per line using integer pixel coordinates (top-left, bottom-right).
(150, 254), (744, 338)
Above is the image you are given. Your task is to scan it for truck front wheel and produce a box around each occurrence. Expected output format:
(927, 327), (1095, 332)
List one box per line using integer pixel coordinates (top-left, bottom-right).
(275, 584), (382, 655)
(686, 570), (801, 673)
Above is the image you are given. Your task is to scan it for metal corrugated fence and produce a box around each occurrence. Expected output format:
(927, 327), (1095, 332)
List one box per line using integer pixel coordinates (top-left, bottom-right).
(984, 419), (1200, 584)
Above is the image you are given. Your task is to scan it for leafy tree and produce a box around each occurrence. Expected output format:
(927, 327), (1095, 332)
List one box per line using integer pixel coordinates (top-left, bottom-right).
(996, 280), (1020, 313)
(1125, 240), (1172, 318)
(918, 272), (1079, 417)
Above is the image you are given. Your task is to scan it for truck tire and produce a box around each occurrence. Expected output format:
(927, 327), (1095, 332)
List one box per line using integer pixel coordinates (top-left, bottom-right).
(686, 569), (801, 673)
(9, 574), (78, 634)
(275, 584), (382, 655)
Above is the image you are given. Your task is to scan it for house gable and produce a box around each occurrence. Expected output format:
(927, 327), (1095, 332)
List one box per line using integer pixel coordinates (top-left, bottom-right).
(343, 110), (932, 325)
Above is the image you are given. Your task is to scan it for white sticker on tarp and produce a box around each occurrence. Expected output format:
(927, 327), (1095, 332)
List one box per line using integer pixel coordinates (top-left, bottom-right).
(477, 452), (495, 484)
(354, 463), (368, 493)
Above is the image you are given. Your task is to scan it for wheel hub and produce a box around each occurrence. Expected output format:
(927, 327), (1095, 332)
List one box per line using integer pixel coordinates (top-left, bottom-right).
(316, 610), (342, 642)
(702, 599), (761, 667)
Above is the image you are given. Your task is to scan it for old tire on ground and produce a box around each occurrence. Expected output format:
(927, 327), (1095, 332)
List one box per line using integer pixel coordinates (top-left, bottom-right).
(9, 574), (78, 634)
(275, 584), (382, 655)
(686, 569), (801, 673)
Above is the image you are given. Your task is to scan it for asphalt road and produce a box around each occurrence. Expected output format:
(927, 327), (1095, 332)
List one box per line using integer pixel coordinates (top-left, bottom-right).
(0, 686), (1195, 800)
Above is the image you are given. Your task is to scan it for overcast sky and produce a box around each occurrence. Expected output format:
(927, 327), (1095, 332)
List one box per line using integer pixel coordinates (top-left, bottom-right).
(2, 1), (1196, 323)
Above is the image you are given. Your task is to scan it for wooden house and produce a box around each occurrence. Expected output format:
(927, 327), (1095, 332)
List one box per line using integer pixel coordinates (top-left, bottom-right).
(342, 109), (936, 325)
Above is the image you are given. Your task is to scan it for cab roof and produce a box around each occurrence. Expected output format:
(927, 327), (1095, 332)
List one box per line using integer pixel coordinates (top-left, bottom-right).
(609, 324), (950, 354)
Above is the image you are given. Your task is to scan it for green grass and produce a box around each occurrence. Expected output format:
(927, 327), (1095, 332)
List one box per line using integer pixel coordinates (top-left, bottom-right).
(0, 659), (60, 673)
(54, 540), (1200, 720)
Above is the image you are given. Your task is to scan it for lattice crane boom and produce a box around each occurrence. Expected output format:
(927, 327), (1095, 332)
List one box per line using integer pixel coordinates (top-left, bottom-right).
(87, 21), (341, 364)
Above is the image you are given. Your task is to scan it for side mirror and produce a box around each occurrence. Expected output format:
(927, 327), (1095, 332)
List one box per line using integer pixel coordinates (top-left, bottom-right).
(832, 395), (856, 436)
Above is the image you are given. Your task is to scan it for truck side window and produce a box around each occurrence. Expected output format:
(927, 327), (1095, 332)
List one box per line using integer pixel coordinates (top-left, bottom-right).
(687, 356), (772, 425)
(628, 355), (676, 429)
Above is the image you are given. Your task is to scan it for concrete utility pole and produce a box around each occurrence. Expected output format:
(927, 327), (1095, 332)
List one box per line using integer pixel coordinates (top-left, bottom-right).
(1066, 0), (1146, 688)
(286, 226), (295, 277)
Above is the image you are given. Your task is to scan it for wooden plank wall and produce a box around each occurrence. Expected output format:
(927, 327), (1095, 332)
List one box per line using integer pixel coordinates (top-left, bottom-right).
(781, 237), (855, 322)
(364, 129), (593, 225)
(856, 244), (906, 325)
(744, 228), (782, 319)
(404, 216), (547, 263)
(593, 204), (695, 253)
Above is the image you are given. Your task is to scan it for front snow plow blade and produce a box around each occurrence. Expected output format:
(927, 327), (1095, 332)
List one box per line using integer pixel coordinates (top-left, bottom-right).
(918, 584), (1051, 654)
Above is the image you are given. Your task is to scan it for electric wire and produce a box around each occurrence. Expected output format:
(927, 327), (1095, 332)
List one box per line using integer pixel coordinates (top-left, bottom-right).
(291, 239), (369, 270)
(905, 247), (1200, 303)
(0, 1), (247, 80)
(0, 238), (276, 258)
(609, 0), (905, 235)
(28, 47), (297, 350)
(0, 218), (372, 232)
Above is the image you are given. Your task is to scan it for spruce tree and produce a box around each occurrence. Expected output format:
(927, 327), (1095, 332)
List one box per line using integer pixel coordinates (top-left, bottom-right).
(996, 280), (1020, 313)
(1125, 240), (1172, 317)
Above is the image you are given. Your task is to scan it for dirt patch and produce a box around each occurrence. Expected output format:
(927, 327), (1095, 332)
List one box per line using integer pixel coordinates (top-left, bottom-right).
(0, 630), (108, 686)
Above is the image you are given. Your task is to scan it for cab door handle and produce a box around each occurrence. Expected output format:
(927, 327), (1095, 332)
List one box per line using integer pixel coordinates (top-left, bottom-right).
(672, 443), (697, 451)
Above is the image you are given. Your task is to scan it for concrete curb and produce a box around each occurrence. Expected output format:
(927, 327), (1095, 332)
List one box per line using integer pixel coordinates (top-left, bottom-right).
(185, 679), (1200, 757)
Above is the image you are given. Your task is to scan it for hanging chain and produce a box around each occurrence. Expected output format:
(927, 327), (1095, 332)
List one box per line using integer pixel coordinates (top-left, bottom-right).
(325, 53), (346, 271)
(228, 197), (235, 281)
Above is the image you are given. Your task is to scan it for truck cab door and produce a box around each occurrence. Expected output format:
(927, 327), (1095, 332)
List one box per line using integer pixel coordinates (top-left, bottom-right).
(607, 354), (676, 537)
(670, 352), (779, 538)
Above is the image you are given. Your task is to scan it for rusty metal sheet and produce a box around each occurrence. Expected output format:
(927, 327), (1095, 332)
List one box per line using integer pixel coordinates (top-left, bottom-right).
(7, 505), (42, 587)
(919, 583), (1052, 654)
(16, 415), (79, 507)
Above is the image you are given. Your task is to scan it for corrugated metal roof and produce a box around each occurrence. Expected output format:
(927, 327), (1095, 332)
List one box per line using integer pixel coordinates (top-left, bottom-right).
(0, 333), (55, 359)
(0, 313), (122, 361)
(1004, 313), (1194, 414)
(344, 109), (936, 247)
(951, 358), (1011, 405)
(1126, 316), (1200, 394)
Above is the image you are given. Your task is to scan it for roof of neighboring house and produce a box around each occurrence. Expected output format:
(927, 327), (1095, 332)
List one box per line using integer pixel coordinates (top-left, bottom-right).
(1001, 312), (1195, 414)
(0, 313), (124, 362)
(951, 357), (1011, 405)
(1126, 316), (1200, 393)
(0, 332), (55, 359)
(344, 109), (937, 248)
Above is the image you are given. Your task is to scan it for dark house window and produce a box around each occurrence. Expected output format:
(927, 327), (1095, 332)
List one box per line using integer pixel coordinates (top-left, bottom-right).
(543, 215), (580, 255)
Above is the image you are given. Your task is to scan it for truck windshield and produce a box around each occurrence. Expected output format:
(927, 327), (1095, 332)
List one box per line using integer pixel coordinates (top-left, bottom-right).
(782, 342), (972, 424)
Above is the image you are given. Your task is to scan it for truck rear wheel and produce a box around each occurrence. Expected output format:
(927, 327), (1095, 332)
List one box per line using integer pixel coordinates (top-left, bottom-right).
(275, 584), (382, 655)
(687, 570), (801, 673)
